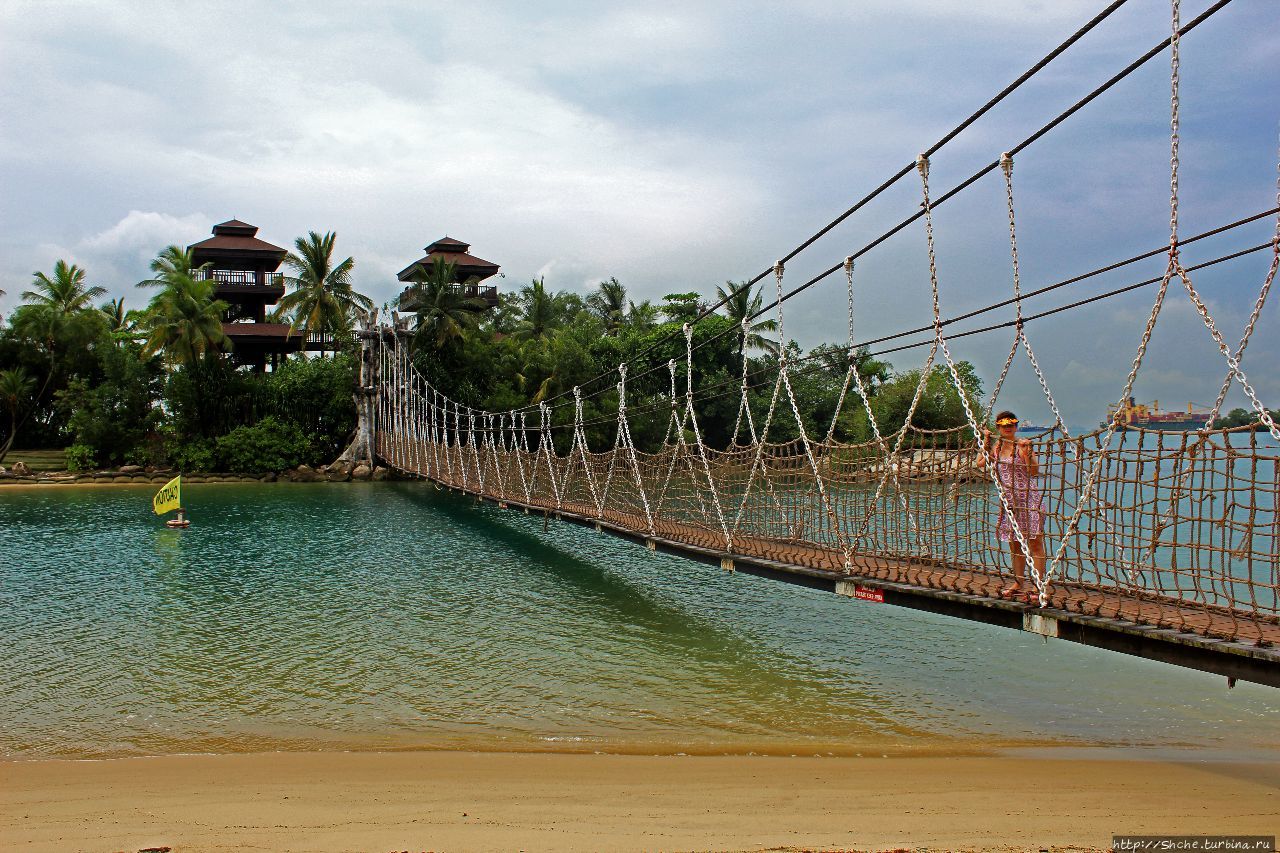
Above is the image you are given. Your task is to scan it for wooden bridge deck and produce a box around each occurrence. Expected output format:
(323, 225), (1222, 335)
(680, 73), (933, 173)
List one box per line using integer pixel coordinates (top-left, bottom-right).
(413, 473), (1280, 689)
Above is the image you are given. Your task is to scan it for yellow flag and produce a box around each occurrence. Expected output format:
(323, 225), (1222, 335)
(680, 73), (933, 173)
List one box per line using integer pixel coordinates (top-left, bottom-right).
(153, 475), (182, 516)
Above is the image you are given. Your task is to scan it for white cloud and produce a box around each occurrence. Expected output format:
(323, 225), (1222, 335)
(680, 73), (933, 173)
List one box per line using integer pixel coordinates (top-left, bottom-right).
(80, 210), (209, 255)
(0, 1), (1276, 424)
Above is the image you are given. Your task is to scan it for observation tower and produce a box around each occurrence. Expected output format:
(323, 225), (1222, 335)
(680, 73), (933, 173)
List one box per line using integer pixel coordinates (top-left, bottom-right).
(396, 237), (501, 312)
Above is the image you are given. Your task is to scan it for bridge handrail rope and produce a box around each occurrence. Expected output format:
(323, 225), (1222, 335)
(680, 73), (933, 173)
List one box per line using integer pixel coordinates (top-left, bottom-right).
(683, 323), (734, 552)
(389, 229), (1275, 451)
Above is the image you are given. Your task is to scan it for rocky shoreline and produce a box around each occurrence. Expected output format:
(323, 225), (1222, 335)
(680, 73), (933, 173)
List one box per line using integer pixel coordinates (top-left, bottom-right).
(0, 459), (393, 486)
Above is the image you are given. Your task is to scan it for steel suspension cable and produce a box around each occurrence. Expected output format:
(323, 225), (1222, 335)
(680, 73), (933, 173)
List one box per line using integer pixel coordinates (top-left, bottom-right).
(654, 0), (1237, 379)
(521, 0), (1141, 414)
(559, 238), (1274, 432)
(573, 203), (1273, 411)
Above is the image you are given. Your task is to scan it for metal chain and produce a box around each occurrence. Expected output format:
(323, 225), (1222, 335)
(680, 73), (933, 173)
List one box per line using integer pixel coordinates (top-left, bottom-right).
(731, 317), (758, 445)
(1169, 0), (1181, 249)
(918, 153), (1046, 600)
(683, 323), (733, 551)
(616, 363), (656, 535)
(1042, 1), (1188, 590)
(842, 257), (925, 549)
(571, 386), (604, 516)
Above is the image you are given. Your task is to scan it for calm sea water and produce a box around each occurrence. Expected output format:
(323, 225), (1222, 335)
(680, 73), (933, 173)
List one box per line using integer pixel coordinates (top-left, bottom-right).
(0, 482), (1275, 760)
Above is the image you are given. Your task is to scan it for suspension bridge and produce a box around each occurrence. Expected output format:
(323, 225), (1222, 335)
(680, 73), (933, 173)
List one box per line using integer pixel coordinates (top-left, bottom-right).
(345, 0), (1279, 688)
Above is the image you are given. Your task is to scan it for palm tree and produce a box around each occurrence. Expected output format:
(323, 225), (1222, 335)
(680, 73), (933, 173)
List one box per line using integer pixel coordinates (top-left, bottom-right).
(408, 257), (486, 349)
(716, 281), (779, 362)
(275, 231), (373, 347)
(137, 245), (207, 289)
(101, 297), (129, 331)
(512, 278), (561, 342)
(0, 367), (35, 463)
(586, 277), (627, 335)
(101, 297), (147, 344)
(142, 275), (230, 367)
(626, 299), (660, 330)
(23, 260), (105, 316)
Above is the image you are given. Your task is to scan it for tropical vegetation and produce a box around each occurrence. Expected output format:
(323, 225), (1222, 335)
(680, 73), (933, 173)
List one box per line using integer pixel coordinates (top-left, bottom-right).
(1, 240), (1003, 473)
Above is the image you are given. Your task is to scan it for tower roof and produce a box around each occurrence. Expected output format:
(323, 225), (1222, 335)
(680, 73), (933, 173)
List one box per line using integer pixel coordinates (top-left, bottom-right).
(189, 219), (287, 269)
(396, 236), (500, 283)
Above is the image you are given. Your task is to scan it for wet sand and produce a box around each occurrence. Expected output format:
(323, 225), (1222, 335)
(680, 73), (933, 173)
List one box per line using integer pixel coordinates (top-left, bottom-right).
(4, 750), (1276, 852)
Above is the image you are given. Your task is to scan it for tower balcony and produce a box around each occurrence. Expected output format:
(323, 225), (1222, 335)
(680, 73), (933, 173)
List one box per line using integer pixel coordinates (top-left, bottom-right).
(398, 282), (499, 313)
(196, 269), (286, 302)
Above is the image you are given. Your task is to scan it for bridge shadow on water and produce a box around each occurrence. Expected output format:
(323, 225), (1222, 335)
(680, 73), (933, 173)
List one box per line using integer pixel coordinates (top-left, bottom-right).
(382, 482), (939, 741)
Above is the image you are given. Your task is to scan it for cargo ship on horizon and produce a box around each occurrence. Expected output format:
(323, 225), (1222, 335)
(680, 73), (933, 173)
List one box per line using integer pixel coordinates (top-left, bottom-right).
(1105, 397), (1213, 431)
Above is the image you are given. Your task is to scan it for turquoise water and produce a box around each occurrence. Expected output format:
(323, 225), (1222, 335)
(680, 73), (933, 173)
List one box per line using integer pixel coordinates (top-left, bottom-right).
(0, 482), (1275, 760)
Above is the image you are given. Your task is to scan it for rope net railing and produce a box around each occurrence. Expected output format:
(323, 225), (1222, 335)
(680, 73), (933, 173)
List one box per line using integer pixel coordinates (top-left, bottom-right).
(373, 353), (1280, 647)
(365, 0), (1278, 649)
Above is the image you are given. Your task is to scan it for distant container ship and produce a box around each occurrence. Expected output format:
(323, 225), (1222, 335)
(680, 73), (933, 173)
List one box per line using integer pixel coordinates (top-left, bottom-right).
(1106, 397), (1213, 431)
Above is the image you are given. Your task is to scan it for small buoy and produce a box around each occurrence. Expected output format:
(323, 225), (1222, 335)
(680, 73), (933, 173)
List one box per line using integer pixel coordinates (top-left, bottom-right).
(166, 508), (191, 529)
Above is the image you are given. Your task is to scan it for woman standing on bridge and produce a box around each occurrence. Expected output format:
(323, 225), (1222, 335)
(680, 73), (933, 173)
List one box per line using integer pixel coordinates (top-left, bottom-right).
(977, 411), (1046, 603)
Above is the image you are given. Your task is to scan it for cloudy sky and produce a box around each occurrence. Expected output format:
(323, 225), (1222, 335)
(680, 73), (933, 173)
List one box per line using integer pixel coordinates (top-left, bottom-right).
(1, 0), (1276, 428)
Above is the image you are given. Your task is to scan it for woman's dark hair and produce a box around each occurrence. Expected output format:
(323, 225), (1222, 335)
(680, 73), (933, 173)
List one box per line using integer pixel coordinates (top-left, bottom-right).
(995, 410), (1018, 423)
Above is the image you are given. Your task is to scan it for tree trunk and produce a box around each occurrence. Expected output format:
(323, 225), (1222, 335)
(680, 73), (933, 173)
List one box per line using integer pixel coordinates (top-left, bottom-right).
(0, 411), (16, 464)
(336, 314), (377, 465)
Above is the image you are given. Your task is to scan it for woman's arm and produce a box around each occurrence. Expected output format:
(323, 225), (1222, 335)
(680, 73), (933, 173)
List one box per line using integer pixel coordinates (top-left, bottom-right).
(1020, 439), (1040, 478)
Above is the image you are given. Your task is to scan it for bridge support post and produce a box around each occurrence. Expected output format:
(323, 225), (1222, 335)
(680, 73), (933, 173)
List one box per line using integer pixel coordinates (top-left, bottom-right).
(1023, 612), (1060, 638)
(336, 310), (379, 468)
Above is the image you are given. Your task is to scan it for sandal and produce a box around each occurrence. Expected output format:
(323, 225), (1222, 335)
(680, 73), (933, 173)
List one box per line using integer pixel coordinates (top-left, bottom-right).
(997, 585), (1021, 600)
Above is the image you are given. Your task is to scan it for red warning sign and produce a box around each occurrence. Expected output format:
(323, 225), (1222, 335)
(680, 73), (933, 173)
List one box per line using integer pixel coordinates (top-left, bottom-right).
(854, 585), (884, 603)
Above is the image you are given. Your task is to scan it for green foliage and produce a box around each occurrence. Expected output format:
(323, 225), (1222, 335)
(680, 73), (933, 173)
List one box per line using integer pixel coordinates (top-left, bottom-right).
(162, 353), (356, 463)
(860, 362), (985, 442)
(263, 354), (357, 459)
(0, 251), (358, 471)
(141, 274), (230, 367)
(24, 260), (106, 316)
(407, 258), (488, 348)
(64, 444), (95, 472)
(0, 365), (38, 461)
(1213, 407), (1280, 430)
(275, 230), (373, 337)
(215, 417), (312, 473)
(660, 292), (702, 324)
(162, 426), (217, 473)
(56, 340), (165, 466)
(0, 300), (109, 447)
(511, 278), (579, 342)
(164, 358), (265, 440)
(716, 281), (779, 357)
(586, 277), (628, 335)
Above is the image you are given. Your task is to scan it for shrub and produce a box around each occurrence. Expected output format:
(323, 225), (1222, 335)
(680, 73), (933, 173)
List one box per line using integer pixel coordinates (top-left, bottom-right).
(56, 340), (163, 466)
(65, 444), (96, 472)
(215, 417), (311, 473)
(167, 439), (217, 473)
(262, 355), (356, 459)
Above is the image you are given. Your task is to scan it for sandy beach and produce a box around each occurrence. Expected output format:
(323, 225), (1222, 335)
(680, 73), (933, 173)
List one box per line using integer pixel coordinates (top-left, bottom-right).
(4, 750), (1276, 852)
